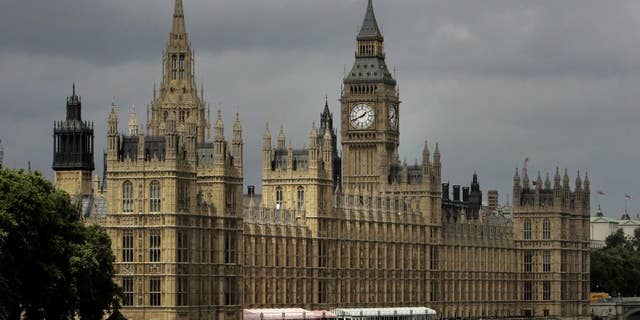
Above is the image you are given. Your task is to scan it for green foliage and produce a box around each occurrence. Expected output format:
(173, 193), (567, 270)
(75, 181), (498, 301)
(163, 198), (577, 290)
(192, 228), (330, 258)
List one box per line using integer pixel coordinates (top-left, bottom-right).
(0, 168), (119, 320)
(592, 226), (640, 296)
(605, 228), (628, 248)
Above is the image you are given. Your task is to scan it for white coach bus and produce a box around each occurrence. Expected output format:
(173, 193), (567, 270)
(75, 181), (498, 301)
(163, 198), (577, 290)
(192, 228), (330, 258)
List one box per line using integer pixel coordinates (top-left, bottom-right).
(332, 307), (436, 320)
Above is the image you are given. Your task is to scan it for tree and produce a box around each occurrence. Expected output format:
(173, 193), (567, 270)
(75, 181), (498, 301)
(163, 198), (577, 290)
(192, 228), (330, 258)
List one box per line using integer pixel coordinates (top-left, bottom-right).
(632, 227), (640, 250)
(0, 168), (119, 320)
(605, 228), (628, 248)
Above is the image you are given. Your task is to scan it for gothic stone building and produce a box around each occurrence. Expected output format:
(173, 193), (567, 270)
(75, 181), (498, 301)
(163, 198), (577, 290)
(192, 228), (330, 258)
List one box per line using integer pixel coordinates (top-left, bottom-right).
(52, 1), (590, 319)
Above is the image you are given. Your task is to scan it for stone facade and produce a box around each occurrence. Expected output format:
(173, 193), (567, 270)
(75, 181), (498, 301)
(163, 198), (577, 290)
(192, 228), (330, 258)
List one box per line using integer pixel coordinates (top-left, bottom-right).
(52, 1), (591, 319)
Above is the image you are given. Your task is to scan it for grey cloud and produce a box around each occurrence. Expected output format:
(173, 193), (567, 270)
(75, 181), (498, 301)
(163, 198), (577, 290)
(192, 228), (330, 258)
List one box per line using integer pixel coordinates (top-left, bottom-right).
(0, 0), (639, 216)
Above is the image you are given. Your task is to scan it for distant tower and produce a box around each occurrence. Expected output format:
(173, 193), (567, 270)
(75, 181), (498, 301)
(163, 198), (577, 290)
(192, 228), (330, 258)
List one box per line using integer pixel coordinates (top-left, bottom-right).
(52, 84), (95, 197)
(487, 190), (499, 211)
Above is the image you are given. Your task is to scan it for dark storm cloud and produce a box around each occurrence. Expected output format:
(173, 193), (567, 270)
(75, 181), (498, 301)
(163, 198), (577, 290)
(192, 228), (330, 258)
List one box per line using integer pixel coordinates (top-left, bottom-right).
(1, 0), (639, 216)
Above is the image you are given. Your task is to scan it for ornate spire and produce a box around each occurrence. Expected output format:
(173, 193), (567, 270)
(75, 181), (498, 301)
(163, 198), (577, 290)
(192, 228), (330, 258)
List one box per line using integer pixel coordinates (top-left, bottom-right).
(66, 83), (81, 121)
(277, 125), (286, 149)
(214, 109), (224, 139)
(545, 172), (551, 189)
(128, 105), (138, 136)
(358, 0), (383, 41)
(171, 0), (186, 36)
(233, 112), (242, 133)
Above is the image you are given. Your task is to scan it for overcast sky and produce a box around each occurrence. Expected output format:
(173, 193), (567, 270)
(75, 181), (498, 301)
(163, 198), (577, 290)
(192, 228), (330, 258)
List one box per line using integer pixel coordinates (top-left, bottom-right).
(1, 0), (639, 217)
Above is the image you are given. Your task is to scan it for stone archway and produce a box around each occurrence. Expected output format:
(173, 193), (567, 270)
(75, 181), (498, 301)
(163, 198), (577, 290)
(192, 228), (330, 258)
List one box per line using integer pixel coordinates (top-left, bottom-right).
(624, 308), (640, 320)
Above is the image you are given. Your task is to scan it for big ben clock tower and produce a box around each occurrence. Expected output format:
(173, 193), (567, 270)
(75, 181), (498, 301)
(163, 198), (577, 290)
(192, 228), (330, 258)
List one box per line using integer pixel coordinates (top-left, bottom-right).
(341, 0), (399, 193)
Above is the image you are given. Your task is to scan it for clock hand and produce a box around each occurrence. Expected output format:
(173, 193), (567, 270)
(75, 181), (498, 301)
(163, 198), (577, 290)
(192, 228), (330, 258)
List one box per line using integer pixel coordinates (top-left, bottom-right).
(351, 112), (367, 121)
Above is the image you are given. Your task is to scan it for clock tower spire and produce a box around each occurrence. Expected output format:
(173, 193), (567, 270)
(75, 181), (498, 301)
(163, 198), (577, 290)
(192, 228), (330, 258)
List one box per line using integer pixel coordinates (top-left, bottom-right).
(340, 0), (399, 193)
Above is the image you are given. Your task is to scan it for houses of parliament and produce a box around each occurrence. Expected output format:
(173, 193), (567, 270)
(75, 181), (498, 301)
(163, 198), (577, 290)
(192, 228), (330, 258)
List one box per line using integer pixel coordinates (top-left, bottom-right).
(51, 1), (590, 319)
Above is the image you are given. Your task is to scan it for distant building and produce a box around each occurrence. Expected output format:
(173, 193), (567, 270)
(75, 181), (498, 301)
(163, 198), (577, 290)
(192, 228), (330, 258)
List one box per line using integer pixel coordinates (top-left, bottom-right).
(590, 207), (640, 249)
(487, 190), (499, 211)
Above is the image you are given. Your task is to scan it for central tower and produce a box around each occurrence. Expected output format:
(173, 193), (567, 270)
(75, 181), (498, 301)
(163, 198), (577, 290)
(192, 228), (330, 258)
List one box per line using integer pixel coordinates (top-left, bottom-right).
(341, 0), (399, 193)
(149, 0), (207, 143)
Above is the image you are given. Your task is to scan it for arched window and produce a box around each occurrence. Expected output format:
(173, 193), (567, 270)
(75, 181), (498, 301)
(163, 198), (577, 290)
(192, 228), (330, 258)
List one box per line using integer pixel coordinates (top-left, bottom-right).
(297, 187), (304, 211)
(543, 218), (551, 240)
(150, 181), (161, 213)
(524, 218), (532, 240)
(275, 187), (283, 210)
(123, 181), (134, 213)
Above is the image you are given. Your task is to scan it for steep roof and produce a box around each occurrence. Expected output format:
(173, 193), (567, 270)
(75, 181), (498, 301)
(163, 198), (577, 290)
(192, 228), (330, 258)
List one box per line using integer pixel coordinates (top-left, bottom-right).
(357, 0), (384, 41)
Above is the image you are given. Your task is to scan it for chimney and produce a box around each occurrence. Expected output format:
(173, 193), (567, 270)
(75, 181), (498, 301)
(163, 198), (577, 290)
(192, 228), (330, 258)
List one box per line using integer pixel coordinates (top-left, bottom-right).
(453, 185), (461, 202)
(442, 183), (450, 200)
(462, 187), (470, 202)
(248, 185), (255, 197)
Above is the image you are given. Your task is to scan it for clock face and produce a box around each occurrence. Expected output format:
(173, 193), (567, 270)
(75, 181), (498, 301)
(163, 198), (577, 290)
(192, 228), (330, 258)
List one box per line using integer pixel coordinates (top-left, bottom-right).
(350, 103), (375, 129)
(389, 104), (398, 129)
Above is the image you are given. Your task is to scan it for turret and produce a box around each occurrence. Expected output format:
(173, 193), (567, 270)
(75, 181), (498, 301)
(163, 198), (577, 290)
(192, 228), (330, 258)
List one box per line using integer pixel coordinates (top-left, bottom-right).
(563, 168), (570, 203)
(433, 142), (441, 179)
(322, 127), (333, 173)
(554, 167), (562, 200)
(185, 112), (197, 161)
(128, 105), (138, 136)
(309, 123), (318, 166)
(166, 111), (178, 160)
(513, 167), (521, 204)
(287, 144), (294, 171)
(422, 141), (431, 176)
(584, 172), (591, 212)
(544, 172), (551, 190)
(214, 110), (225, 162)
(107, 102), (119, 161)
(522, 167), (530, 189)
(277, 126), (286, 149)
(263, 123), (272, 170)
(575, 171), (583, 208)
(232, 113), (243, 169)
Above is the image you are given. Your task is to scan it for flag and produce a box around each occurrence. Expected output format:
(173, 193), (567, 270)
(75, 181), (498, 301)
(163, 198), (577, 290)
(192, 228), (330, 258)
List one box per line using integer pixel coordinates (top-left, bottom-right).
(596, 190), (606, 196)
(626, 194), (633, 200)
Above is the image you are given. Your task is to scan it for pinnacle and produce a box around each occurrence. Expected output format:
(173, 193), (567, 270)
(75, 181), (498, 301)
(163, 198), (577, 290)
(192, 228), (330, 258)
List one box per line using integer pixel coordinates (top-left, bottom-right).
(171, 0), (186, 35)
(357, 0), (383, 41)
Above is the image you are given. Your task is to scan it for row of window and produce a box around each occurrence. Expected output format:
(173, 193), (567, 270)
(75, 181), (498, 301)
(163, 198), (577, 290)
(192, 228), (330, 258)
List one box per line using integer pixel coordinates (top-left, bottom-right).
(121, 277), (237, 307)
(121, 231), (236, 264)
(122, 181), (161, 213)
(274, 186), (304, 210)
(170, 54), (186, 80)
(523, 251), (552, 273)
(523, 218), (551, 240)
(523, 281), (551, 301)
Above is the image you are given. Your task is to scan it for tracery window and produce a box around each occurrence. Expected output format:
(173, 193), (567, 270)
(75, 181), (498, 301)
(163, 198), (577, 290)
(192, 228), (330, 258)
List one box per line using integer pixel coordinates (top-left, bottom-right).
(275, 187), (283, 209)
(149, 230), (161, 262)
(524, 251), (533, 273)
(224, 232), (237, 264)
(179, 55), (185, 80)
(297, 186), (304, 211)
(122, 232), (134, 262)
(150, 277), (161, 306)
(543, 218), (551, 239)
(177, 277), (188, 306)
(171, 54), (177, 80)
(149, 181), (161, 213)
(523, 281), (532, 301)
(122, 277), (133, 306)
(122, 181), (134, 213)
(524, 218), (532, 240)
(177, 231), (189, 263)
(543, 251), (551, 272)
(543, 281), (551, 300)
